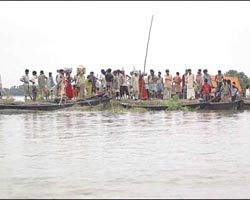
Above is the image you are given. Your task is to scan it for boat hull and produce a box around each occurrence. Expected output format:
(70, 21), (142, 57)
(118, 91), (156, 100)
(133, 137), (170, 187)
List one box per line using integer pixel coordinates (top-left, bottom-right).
(0, 102), (74, 111)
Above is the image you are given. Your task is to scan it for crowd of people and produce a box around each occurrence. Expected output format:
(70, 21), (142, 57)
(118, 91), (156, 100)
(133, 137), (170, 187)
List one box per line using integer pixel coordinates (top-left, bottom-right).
(19, 66), (241, 103)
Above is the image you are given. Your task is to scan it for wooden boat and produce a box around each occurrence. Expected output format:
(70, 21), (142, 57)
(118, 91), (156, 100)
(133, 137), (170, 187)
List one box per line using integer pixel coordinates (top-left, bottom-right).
(120, 99), (243, 111)
(0, 102), (74, 111)
(120, 102), (168, 111)
(199, 99), (243, 110)
(242, 98), (250, 109)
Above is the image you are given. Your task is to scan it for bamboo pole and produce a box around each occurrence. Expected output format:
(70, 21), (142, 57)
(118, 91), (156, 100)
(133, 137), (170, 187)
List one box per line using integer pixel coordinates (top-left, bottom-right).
(143, 15), (154, 75)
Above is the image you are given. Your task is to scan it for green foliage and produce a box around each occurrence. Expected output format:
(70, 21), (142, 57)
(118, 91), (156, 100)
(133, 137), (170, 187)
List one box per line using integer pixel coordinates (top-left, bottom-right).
(164, 96), (183, 111)
(225, 70), (250, 90)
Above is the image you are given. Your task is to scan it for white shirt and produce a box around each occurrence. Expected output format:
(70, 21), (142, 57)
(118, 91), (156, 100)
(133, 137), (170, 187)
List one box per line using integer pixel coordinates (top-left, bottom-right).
(246, 88), (250, 98)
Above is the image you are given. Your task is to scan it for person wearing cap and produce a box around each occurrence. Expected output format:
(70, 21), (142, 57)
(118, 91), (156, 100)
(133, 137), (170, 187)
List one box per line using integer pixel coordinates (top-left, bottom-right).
(20, 69), (32, 101)
(186, 69), (195, 100)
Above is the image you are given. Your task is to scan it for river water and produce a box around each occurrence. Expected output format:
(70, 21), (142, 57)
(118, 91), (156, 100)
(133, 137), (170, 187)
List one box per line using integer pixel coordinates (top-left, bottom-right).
(0, 107), (250, 198)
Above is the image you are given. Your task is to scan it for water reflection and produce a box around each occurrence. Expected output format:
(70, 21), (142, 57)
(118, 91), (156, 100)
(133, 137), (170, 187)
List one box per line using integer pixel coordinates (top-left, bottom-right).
(0, 110), (250, 198)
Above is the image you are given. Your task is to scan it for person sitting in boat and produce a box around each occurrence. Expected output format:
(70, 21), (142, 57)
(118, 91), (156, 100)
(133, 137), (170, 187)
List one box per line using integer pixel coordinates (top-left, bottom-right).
(246, 85), (250, 98)
(200, 78), (211, 102)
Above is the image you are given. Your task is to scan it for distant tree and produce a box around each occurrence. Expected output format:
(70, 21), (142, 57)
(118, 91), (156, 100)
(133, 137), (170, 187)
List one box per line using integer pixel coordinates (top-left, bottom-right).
(9, 85), (24, 96)
(225, 70), (250, 90)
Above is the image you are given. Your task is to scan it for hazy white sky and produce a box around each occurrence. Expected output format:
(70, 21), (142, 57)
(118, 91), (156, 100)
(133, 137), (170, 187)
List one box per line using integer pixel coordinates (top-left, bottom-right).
(1, 1), (250, 88)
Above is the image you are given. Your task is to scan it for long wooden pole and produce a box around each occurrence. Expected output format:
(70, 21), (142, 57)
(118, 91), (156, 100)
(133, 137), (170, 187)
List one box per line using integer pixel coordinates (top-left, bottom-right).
(143, 15), (154, 75)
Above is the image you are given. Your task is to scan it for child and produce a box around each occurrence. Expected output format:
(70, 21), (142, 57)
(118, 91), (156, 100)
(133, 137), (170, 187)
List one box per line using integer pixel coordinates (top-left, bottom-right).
(200, 78), (211, 102)
(72, 84), (78, 100)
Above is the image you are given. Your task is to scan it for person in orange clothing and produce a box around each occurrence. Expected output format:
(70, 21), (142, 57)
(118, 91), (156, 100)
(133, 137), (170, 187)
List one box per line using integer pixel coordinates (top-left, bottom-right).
(72, 84), (78, 100)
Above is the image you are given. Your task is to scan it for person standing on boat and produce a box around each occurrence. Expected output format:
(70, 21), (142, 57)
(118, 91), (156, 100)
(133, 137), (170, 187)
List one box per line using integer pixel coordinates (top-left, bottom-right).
(220, 79), (231, 102)
(163, 69), (172, 100)
(186, 69), (196, 100)
(120, 70), (130, 99)
(38, 70), (48, 100)
(76, 65), (86, 99)
(99, 69), (106, 94)
(156, 71), (163, 99)
(65, 70), (73, 100)
(138, 72), (148, 100)
(200, 78), (211, 102)
(148, 69), (158, 99)
(30, 71), (38, 101)
(195, 69), (202, 98)
(47, 72), (55, 99)
(245, 85), (250, 98)
(88, 71), (97, 95)
(113, 70), (121, 100)
(173, 72), (182, 98)
(131, 71), (139, 100)
(202, 69), (212, 85)
(181, 69), (188, 99)
(215, 70), (225, 91)
(231, 81), (239, 102)
(20, 69), (32, 101)
(105, 68), (114, 97)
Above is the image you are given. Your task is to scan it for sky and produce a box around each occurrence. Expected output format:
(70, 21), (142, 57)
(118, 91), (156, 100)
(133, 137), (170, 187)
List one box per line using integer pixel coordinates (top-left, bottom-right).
(1, 1), (250, 88)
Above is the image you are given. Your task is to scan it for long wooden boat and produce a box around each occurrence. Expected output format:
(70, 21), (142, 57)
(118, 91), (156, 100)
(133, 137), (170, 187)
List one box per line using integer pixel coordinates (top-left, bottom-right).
(0, 102), (74, 111)
(120, 100), (243, 111)
(201, 99), (243, 110)
(120, 102), (168, 111)
(243, 99), (250, 109)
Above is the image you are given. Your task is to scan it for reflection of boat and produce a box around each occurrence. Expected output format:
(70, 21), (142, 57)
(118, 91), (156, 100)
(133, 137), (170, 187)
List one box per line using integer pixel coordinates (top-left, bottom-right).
(0, 102), (74, 111)
(243, 98), (250, 109)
